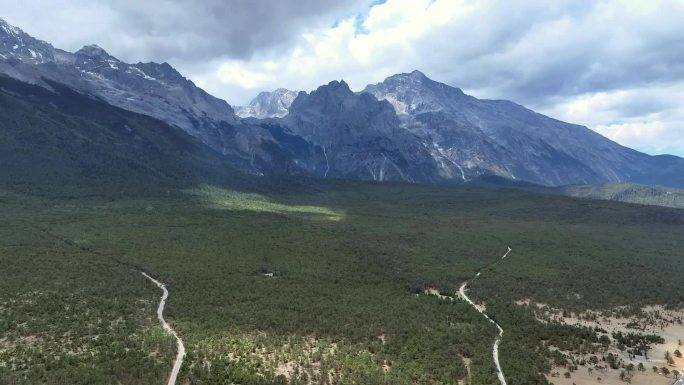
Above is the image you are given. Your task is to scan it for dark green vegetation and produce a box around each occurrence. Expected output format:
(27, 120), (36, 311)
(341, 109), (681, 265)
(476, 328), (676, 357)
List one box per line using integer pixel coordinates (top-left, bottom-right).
(0, 74), (252, 195)
(549, 183), (684, 210)
(2, 180), (683, 385)
(2, 75), (684, 384)
(479, 178), (684, 210)
(0, 192), (175, 385)
(467, 190), (684, 312)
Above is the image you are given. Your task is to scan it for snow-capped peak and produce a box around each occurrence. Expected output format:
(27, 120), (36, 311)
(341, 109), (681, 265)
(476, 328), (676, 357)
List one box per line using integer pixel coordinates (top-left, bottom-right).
(362, 70), (467, 115)
(0, 18), (54, 64)
(235, 88), (299, 118)
(0, 18), (22, 38)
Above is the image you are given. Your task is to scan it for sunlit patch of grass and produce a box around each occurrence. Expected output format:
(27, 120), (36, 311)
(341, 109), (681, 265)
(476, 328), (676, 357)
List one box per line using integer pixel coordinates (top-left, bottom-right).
(185, 185), (345, 221)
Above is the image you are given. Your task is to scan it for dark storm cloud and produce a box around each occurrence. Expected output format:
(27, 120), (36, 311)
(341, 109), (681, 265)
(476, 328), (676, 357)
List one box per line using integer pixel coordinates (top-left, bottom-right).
(509, 37), (684, 107)
(435, 0), (684, 108)
(0, 0), (366, 62)
(112, 0), (368, 60)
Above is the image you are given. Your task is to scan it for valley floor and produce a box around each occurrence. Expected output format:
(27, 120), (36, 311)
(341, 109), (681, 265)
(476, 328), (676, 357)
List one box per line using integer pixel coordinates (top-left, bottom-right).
(1, 182), (683, 385)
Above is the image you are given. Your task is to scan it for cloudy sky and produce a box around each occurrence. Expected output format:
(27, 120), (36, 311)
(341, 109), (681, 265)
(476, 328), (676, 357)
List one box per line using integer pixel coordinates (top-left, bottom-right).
(2, 0), (683, 156)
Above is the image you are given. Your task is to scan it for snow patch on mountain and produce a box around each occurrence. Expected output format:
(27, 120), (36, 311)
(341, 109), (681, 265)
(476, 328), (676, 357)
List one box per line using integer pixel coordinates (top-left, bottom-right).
(236, 88), (298, 118)
(0, 18), (54, 64)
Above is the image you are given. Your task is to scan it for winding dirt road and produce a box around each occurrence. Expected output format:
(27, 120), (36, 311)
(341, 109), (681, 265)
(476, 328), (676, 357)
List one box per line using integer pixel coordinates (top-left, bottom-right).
(142, 272), (186, 385)
(459, 247), (511, 385)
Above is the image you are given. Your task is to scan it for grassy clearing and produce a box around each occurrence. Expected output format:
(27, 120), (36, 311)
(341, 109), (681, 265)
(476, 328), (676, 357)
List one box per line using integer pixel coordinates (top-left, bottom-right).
(187, 184), (345, 221)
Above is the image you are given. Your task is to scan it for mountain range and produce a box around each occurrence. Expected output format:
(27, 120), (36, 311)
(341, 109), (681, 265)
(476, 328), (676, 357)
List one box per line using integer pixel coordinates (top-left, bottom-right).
(1, 17), (682, 189)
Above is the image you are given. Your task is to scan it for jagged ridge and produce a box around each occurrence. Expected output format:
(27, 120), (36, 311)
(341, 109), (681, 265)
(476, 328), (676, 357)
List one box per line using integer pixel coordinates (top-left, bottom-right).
(1, 18), (682, 188)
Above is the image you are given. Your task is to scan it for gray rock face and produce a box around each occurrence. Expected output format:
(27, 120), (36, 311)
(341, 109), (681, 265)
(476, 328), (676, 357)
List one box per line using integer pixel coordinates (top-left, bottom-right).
(0, 19), (54, 64)
(0, 18), (296, 177)
(1, 40), (238, 136)
(0, 19), (238, 136)
(363, 70), (469, 115)
(1, 18), (681, 188)
(280, 80), (440, 181)
(363, 71), (684, 186)
(235, 88), (298, 118)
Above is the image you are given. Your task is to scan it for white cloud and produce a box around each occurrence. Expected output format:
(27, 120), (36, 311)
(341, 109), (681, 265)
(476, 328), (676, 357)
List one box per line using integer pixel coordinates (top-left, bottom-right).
(542, 83), (684, 156)
(191, 0), (684, 156)
(215, 64), (273, 89)
(595, 121), (684, 156)
(195, 0), (476, 102)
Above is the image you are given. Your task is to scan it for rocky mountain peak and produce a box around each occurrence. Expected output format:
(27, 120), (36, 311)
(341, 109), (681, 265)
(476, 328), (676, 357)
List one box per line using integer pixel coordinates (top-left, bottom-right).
(327, 79), (351, 91)
(272, 87), (293, 95)
(287, 78), (398, 136)
(283, 76), (441, 183)
(0, 18), (240, 152)
(235, 88), (299, 118)
(290, 79), (371, 118)
(381, 70), (436, 87)
(135, 61), (185, 82)
(73, 44), (122, 72)
(301, 80), (354, 102)
(0, 18), (54, 63)
(363, 71), (467, 115)
(409, 69), (427, 78)
(75, 44), (113, 59)
(0, 18), (22, 38)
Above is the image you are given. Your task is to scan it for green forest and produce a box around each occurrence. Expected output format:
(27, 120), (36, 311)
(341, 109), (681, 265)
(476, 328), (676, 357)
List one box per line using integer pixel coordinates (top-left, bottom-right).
(547, 182), (684, 210)
(1, 180), (683, 384)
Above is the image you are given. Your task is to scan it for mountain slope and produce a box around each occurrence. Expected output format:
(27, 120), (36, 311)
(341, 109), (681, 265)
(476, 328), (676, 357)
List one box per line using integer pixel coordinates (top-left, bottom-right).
(0, 18), (54, 64)
(2, 17), (681, 188)
(0, 18), (331, 179)
(363, 71), (684, 187)
(0, 74), (250, 194)
(0, 18), (238, 133)
(280, 80), (441, 182)
(0, 19), (245, 154)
